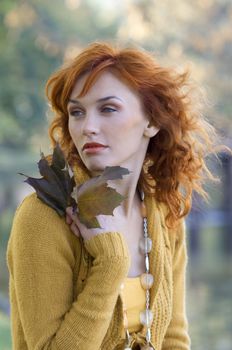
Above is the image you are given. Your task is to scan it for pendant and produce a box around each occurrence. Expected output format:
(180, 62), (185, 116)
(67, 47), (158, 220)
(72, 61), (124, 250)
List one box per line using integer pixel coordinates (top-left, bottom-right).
(140, 309), (154, 327)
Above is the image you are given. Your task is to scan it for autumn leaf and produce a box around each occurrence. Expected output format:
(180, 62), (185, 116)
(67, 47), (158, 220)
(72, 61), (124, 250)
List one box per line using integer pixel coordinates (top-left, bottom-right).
(19, 144), (76, 216)
(20, 145), (130, 228)
(75, 166), (130, 228)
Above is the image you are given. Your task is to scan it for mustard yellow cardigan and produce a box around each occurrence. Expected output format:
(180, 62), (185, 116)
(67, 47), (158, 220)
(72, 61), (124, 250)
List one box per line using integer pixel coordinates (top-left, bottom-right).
(7, 169), (190, 349)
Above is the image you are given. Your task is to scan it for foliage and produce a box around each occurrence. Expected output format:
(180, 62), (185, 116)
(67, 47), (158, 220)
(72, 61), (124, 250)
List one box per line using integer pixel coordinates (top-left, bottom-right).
(20, 145), (76, 216)
(76, 165), (129, 228)
(20, 145), (129, 228)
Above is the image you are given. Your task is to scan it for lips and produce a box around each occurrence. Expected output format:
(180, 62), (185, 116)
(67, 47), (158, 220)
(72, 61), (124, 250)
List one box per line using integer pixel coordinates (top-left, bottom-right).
(82, 142), (108, 151)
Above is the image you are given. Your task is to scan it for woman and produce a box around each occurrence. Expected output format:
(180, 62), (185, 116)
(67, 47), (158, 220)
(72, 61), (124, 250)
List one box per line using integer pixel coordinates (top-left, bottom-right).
(7, 42), (217, 350)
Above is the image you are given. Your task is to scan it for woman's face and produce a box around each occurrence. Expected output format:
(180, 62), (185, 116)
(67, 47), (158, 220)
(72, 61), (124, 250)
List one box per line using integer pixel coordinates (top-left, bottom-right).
(68, 70), (158, 175)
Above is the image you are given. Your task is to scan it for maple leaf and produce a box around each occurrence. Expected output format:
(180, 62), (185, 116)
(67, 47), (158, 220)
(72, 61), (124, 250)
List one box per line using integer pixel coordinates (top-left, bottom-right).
(20, 145), (130, 228)
(75, 166), (130, 228)
(19, 144), (76, 216)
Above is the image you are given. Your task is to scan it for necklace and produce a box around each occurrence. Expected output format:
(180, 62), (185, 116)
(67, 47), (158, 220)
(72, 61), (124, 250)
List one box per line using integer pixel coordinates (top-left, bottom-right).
(120, 189), (155, 350)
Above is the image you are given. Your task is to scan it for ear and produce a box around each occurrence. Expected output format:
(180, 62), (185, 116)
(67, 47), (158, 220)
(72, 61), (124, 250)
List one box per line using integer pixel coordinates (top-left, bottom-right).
(143, 122), (159, 138)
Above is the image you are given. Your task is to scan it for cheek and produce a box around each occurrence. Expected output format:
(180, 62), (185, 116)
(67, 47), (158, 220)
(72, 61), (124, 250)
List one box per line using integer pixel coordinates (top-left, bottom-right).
(118, 116), (146, 140)
(114, 113), (143, 132)
(68, 120), (79, 143)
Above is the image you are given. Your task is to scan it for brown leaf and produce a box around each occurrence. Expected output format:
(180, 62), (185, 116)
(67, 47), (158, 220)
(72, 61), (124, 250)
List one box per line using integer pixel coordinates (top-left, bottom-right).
(19, 144), (75, 216)
(75, 166), (130, 228)
(20, 145), (130, 228)
(77, 184), (124, 228)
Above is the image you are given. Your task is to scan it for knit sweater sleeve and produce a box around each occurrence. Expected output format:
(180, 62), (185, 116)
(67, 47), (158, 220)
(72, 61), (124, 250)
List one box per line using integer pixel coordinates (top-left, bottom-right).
(162, 220), (191, 350)
(7, 193), (130, 350)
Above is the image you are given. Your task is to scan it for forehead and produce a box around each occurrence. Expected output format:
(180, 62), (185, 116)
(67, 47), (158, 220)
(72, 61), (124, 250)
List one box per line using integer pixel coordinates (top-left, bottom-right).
(70, 70), (139, 100)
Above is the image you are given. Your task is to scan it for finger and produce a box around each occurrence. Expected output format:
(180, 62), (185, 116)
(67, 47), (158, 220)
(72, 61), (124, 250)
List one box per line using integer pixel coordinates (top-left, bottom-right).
(66, 206), (73, 217)
(66, 214), (72, 225)
(70, 222), (80, 237)
(66, 206), (78, 222)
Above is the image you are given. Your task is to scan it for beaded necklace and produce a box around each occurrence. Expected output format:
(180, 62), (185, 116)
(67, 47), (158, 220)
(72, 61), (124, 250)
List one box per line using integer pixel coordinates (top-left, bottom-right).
(120, 189), (155, 350)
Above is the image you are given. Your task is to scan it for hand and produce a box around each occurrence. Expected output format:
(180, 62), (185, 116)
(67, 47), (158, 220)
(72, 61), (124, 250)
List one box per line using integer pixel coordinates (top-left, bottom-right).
(66, 207), (125, 241)
(66, 207), (81, 237)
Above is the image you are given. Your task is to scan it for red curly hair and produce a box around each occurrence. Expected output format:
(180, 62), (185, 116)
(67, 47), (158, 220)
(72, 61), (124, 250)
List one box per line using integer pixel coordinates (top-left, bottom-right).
(46, 41), (219, 228)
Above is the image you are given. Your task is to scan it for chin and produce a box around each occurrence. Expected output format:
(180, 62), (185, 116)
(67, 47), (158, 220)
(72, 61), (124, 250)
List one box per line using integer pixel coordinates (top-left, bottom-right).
(81, 156), (120, 174)
(85, 162), (108, 176)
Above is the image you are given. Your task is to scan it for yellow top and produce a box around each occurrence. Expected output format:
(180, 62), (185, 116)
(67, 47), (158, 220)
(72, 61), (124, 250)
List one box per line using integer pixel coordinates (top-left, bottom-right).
(124, 277), (146, 333)
(7, 188), (190, 349)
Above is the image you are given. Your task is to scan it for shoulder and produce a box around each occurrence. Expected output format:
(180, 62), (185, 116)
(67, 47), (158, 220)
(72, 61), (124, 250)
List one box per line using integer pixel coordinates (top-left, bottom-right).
(8, 193), (80, 260)
(13, 192), (50, 218)
(11, 192), (66, 235)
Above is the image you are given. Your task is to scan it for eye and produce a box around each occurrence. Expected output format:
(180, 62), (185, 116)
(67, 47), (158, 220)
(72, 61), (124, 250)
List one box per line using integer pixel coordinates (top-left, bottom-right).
(69, 109), (84, 117)
(101, 106), (117, 113)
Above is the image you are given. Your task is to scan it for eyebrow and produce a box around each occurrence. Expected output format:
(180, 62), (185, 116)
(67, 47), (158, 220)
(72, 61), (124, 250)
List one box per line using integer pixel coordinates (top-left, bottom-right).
(68, 95), (123, 105)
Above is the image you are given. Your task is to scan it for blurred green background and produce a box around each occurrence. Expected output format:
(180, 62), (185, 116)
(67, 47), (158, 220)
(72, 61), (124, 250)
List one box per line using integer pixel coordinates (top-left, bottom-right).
(0, 1), (232, 349)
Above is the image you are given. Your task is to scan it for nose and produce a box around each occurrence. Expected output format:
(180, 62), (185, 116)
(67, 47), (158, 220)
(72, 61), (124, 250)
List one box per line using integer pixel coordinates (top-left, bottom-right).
(82, 112), (100, 136)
